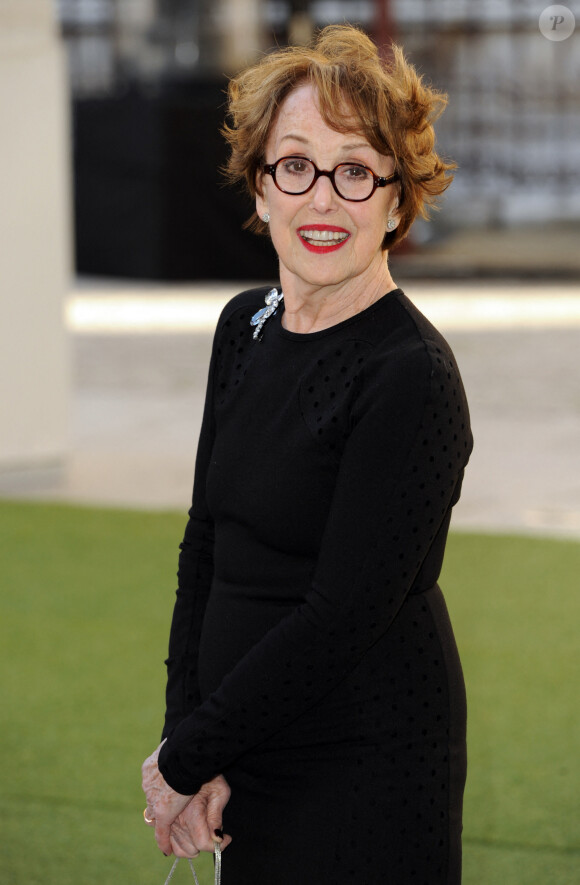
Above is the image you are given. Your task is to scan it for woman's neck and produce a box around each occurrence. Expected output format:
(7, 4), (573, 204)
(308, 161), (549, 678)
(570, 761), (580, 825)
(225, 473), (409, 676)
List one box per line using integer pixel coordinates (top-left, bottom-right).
(279, 257), (397, 334)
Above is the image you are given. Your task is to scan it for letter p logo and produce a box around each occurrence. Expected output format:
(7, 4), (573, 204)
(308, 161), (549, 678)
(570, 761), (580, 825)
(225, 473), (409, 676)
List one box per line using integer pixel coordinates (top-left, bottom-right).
(539, 5), (576, 41)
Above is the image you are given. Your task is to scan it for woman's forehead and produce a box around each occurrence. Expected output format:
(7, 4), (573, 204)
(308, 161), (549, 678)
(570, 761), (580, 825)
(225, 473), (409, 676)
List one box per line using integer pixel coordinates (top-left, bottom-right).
(269, 84), (370, 150)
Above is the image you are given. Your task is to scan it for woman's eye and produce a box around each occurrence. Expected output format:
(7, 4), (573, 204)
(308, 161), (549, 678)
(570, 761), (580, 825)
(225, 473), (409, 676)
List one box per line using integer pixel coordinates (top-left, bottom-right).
(341, 165), (370, 179)
(284, 159), (310, 175)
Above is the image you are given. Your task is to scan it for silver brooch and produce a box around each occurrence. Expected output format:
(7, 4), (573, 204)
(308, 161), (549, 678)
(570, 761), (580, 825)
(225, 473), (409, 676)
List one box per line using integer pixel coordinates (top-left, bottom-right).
(250, 288), (284, 341)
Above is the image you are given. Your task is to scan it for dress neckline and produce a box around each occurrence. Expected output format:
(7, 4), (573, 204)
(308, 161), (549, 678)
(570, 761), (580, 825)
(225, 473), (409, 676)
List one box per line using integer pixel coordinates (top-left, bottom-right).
(274, 288), (403, 342)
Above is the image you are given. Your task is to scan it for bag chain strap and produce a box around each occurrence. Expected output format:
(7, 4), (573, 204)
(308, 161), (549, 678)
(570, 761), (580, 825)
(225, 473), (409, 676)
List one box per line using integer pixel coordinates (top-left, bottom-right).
(162, 841), (222, 885)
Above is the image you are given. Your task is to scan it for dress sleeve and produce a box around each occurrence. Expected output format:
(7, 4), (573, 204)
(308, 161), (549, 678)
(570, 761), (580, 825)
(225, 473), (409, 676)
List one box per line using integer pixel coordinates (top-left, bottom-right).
(161, 336), (219, 739)
(158, 336), (473, 793)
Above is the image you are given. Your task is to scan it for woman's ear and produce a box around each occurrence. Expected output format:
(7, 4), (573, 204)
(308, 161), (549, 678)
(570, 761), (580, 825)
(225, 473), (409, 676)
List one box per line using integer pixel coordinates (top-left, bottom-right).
(386, 196), (400, 231)
(255, 175), (268, 222)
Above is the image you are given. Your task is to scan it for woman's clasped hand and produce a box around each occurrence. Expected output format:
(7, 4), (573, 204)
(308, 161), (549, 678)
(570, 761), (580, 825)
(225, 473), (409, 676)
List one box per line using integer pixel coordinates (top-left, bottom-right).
(141, 740), (231, 857)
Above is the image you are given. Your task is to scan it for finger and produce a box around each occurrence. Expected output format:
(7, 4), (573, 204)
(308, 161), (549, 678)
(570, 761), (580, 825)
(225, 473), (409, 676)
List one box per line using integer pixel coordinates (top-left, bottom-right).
(171, 840), (198, 859)
(181, 803), (214, 852)
(206, 794), (227, 842)
(207, 778), (231, 844)
(170, 822), (200, 859)
(154, 821), (173, 857)
(218, 832), (233, 851)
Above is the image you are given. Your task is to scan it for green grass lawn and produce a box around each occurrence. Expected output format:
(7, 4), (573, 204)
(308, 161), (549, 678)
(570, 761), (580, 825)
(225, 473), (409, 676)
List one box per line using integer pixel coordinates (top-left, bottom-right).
(0, 500), (578, 884)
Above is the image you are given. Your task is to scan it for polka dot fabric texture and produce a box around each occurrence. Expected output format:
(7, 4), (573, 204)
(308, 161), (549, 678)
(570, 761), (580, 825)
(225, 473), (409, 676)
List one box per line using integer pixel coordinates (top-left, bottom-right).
(299, 339), (373, 460)
(158, 286), (473, 883)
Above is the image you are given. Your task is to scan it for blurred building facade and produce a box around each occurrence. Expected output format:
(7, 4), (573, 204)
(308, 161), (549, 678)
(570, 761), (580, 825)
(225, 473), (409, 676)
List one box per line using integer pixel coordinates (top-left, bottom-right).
(55, 0), (580, 278)
(393, 0), (580, 227)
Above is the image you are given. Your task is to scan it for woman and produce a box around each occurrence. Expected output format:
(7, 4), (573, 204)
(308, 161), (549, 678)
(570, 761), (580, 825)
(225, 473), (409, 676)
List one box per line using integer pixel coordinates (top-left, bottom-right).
(142, 25), (472, 884)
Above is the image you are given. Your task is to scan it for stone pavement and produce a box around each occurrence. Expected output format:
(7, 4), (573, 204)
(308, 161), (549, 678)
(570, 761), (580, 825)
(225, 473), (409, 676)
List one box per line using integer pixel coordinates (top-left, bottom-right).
(2, 273), (579, 539)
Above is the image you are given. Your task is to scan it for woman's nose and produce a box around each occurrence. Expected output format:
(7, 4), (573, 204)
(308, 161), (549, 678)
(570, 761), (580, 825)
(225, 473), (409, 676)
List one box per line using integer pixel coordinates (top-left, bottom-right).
(309, 173), (337, 211)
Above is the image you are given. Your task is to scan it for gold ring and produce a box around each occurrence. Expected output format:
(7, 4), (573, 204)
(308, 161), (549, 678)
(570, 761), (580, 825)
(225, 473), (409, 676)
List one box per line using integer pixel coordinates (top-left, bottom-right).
(143, 808), (155, 824)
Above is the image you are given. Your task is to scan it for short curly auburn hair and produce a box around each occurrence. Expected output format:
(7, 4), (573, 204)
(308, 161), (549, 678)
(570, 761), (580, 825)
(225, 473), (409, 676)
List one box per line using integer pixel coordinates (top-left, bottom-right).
(222, 24), (455, 250)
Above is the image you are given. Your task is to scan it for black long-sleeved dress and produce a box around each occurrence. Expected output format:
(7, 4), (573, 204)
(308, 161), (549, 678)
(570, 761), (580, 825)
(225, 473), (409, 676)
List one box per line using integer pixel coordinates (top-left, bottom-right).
(157, 286), (473, 884)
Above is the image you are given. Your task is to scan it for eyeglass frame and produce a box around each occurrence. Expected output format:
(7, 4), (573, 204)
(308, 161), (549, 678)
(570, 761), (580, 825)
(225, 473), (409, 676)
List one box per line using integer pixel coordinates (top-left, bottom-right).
(262, 156), (400, 203)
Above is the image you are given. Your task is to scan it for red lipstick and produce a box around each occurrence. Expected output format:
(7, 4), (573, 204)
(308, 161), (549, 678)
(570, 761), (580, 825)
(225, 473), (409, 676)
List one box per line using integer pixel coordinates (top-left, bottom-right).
(297, 225), (351, 253)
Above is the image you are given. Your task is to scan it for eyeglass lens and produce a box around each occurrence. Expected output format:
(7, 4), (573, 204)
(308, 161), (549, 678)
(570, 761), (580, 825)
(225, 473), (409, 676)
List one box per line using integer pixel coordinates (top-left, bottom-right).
(275, 158), (375, 200)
